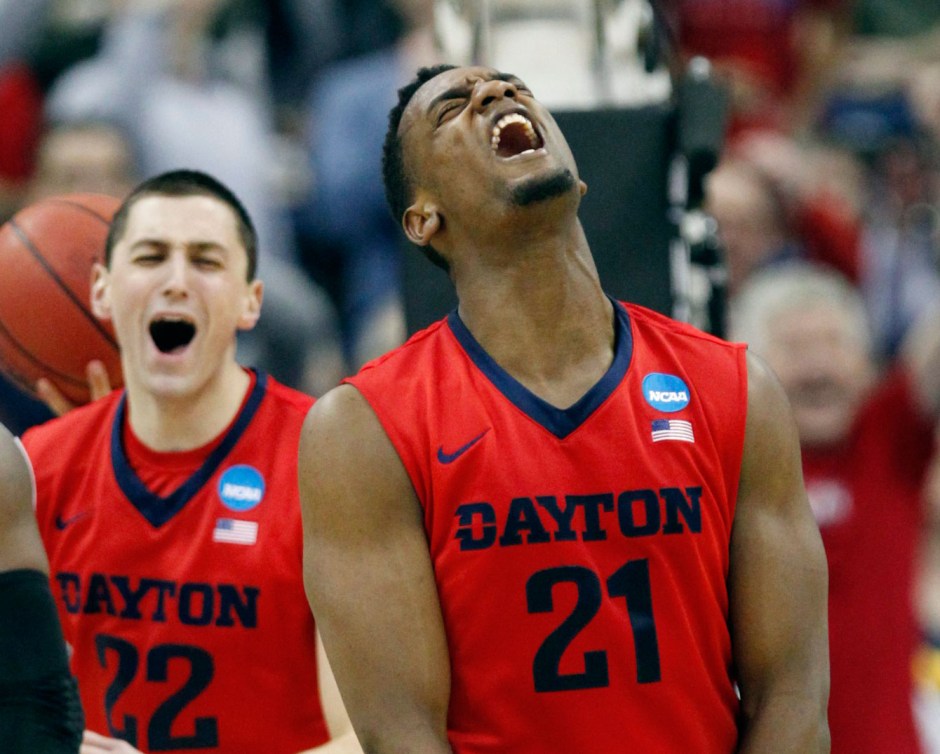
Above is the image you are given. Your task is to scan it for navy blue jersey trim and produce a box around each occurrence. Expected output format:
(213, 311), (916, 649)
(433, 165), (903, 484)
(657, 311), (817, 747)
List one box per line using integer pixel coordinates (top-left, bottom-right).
(447, 299), (633, 438)
(111, 371), (268, 528)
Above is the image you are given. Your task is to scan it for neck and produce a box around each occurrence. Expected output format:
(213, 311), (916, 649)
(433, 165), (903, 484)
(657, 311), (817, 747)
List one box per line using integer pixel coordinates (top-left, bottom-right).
(124, 362), (251, 452)
(451, 219), (615, 408)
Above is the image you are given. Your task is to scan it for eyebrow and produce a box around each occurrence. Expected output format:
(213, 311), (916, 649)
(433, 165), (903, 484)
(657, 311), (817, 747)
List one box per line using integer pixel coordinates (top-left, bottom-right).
(129, 238), (227, 253)
(426, 71), (526, 113)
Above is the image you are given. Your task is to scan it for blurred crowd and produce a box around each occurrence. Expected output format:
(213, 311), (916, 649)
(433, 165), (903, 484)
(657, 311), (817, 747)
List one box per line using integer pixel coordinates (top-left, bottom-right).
(0, 0), (437, 432)
(0, 0), (939, 749)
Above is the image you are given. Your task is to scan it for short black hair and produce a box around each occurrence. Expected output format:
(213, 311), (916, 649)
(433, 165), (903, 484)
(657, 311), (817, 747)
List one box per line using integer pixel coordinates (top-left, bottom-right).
(105, 169), (258, 280)
(381, 64), (456, 272)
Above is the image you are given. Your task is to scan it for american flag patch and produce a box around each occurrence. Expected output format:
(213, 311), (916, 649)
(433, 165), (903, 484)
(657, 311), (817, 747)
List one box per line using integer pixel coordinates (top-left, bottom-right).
(213, 518), (258, 545)
(651, 419), (694, 443)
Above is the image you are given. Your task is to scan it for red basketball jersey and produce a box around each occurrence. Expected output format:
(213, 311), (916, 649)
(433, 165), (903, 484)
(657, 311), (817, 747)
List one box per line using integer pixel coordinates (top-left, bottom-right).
(347, 302), (748, 753)
(23, 373), (328, 754)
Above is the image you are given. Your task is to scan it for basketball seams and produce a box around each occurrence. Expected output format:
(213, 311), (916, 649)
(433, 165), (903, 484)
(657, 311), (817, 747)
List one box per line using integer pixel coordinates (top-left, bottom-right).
(0, 320), (88, 391)
(7, 218), (119, 350)
(41, 197), (114, 225)
(0, 193), (124, 403)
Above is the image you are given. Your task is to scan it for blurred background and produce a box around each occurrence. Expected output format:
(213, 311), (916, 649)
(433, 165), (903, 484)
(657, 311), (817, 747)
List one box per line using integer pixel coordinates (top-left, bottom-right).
(0, 1), (938, 749)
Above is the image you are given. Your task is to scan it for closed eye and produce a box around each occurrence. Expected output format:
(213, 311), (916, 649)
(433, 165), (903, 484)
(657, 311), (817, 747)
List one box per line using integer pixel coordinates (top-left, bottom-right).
(437, 100), (467, 125)
(132, 253), (165, 266)
(193, 256), (223, 270)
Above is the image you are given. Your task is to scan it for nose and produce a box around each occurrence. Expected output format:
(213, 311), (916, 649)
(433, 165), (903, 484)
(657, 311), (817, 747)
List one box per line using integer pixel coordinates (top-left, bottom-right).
(162, 251), (190, 297)
(471, 78), (518, 113)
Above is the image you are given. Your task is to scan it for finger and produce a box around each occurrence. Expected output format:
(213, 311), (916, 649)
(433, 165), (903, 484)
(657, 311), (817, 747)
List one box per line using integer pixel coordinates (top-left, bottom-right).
(81, 729), (141, 752)
(80, 729), (113, 751)
(35, 377), (76, 417)
(86, 360), (114, 401)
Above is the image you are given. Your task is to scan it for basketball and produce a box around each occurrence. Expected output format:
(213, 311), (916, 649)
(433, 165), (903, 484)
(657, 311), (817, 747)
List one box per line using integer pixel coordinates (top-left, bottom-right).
(0, 193), (124, 405)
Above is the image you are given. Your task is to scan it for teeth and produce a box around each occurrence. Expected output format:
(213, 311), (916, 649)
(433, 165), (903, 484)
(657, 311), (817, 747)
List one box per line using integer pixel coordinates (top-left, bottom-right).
(491, 113), (540, 153)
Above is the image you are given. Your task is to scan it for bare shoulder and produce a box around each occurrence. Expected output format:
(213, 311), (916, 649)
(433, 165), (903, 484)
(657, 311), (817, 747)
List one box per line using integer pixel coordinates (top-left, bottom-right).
(298, 384), (418, 534)
(300, 383), (404, 478)
(744, 349), (798, 443)
(739, 350), (805, 507)
(303, 383), (380, 436)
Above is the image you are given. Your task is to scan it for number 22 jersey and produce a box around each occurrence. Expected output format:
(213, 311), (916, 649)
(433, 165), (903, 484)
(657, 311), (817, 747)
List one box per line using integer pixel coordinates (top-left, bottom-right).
(23, 372), (328, 754)
(347, 301), (748, 753)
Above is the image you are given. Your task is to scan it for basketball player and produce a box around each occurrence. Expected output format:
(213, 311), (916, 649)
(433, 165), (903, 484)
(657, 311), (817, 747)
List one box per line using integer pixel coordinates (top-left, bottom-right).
(731, 262), (940, 754)
(21, 171), (360, 754)
(0, 420), (84, 753)
(299, 65), (830, 752)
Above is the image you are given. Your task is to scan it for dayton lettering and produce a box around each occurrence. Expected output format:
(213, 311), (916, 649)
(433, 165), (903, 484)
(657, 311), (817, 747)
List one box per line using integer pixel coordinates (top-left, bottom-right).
(454, 486), (703, 550)
(54, 572), (259, 628)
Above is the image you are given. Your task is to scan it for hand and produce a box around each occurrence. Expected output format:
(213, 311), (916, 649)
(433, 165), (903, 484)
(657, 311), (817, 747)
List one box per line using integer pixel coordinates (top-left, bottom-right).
(81, 729), (144, 753)
(36, 360), (114, 416)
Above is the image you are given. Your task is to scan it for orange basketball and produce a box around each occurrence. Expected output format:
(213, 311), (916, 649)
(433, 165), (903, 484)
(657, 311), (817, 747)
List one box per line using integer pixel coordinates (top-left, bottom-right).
(0, 193), (124, 405)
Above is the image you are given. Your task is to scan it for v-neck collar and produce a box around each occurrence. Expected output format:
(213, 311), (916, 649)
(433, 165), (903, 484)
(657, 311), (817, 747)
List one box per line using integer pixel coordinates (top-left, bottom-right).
(110, 371), (268, 528)
(447, 299), (633, 438)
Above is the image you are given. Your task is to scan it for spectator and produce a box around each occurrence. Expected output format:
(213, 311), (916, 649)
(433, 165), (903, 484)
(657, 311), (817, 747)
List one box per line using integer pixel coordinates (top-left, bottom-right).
(294, 0), (435, 369)
(659, 0), (852, 134)
(705, 155), (800, 295)
(731, 261), (940, 754)
(27, 119), (138, 201)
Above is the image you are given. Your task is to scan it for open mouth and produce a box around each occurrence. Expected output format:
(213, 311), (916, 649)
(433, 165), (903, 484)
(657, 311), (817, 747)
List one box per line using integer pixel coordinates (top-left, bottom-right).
(491, 113), (544, 159)
(149, 316), (196, 354)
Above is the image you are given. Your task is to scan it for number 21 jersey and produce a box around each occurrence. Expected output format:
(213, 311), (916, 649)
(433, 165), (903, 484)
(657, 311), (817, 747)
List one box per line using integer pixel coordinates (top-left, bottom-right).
(348, 301), (748, 753)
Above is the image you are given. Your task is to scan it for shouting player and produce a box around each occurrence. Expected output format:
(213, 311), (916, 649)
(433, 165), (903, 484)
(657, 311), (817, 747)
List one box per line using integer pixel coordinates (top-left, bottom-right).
(22, 170), (360, 754)
(299, 65), (830, 752)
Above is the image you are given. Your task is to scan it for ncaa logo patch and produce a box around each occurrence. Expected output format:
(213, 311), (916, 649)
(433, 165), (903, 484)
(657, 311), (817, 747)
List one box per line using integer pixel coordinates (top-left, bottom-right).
(642, 373), (691, 413)
(218, 465), (265, 512)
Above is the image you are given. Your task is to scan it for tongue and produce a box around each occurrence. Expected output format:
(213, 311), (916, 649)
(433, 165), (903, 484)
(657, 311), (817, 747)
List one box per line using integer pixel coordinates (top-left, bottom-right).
(497, 122), (535, 158)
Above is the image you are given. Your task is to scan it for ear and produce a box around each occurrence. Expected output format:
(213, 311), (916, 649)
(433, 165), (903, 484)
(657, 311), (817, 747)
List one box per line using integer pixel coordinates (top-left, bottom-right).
(90, 263), (112, 321)
(237, 279), (264, 331)
(579, 179), (588, 196)
(402, 201), (442, 247)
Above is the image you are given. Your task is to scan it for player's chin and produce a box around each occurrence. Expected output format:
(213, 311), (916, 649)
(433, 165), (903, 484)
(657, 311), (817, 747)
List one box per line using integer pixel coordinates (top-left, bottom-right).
(143, 370), (201, 400)
(508, 168), (577, 207)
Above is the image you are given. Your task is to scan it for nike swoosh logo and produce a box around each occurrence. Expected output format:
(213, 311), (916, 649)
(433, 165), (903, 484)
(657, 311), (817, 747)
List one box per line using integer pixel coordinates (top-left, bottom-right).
(55, 511), (92, 530)
(437, 429), (490, 464)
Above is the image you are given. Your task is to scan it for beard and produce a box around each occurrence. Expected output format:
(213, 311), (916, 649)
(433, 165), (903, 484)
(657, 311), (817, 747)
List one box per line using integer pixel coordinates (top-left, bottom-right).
(509, 168), (576, 207)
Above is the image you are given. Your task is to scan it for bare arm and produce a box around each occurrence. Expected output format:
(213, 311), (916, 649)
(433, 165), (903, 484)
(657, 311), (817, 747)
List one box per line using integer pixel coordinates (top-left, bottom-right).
(0, 422), (46, 573)
(731, 353), (830, 753)
(299, 385), (452, 753)
(1, 423), (84, 751)
(788, 4), (851, 132)
(297, 631), (362, 754)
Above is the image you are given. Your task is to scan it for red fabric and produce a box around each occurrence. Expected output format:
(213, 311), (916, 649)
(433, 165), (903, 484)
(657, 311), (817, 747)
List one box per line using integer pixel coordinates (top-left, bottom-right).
(661, 0), (848, 134)
(23, 374), (329, 754)
(803, 368), (935, 754)
(348, 303), (748, 753)
(664, 0), (844, 94)
(795, 191), (862, 283)
(0, 63), (42, 181)
(122, 371), (256, 495)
